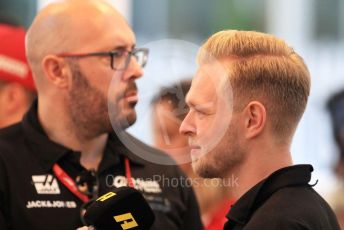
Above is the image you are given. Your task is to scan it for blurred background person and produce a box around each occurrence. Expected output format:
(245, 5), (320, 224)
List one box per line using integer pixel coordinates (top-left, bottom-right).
(327, 89), (344, 229)
(151, 80), (192, 174)
(151, 80), (234, 230)
(0, 21), (36, 128)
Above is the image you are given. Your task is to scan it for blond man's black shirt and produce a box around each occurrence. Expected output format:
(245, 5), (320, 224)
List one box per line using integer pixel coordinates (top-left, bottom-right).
(224, 165), (340, 230)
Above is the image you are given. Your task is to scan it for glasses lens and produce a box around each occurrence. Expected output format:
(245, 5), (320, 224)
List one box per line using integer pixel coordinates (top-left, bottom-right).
(112, 49), (148, 70)
(133, 49), (148, 68)
(112, 51), (128, 70)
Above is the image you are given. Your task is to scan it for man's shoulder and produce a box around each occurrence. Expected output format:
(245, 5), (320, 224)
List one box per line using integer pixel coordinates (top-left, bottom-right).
(246, 212), (309, 229)
(0, 122), (23, 138)
(265, 185), (332, 212)
(0, 123), (25, 153)
(0, 123), (28, 178)
(249, 186), (340, 229)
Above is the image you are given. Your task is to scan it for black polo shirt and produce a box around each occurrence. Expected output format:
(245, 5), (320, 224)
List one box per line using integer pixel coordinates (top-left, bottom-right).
(0, 103), (203, 230)
(224, 165), (340, 230)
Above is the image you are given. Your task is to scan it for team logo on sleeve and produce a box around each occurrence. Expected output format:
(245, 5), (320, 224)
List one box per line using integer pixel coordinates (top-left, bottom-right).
(32, 174), (60, 194)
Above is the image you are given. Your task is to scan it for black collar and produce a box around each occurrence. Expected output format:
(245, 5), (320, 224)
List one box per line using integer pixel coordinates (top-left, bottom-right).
(22, 100), (145, 172)
(226, 164), (313, 225)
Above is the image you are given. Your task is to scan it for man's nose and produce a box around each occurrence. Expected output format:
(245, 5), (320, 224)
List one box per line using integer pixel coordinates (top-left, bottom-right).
(179, 112), (196, 136)
(124, 56), (144, 81)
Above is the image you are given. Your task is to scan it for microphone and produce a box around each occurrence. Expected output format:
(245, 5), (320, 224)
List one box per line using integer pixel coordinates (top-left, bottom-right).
(83, 186), (155, 230)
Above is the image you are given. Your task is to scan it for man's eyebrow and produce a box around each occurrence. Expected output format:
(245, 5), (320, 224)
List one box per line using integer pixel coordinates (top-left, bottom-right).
(194, 102), (214, 111)
(186, 100), (194, 108)
(186, 99), (214, 111)
(185, 94), (193, 108)
(110, 44), (136, 51)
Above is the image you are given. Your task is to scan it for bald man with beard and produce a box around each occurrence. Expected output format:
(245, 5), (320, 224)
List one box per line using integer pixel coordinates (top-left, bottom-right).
(0, 1), (202, 229)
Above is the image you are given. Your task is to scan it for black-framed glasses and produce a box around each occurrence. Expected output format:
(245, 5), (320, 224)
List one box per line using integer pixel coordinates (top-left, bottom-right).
(56, 48), (149, 71)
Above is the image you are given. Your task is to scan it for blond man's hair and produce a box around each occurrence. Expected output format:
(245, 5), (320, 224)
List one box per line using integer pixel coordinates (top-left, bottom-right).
(198, 30), (311, 137)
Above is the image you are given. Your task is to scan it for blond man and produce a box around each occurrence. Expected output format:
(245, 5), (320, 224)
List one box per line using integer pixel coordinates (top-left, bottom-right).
(180, 30), (340, 229)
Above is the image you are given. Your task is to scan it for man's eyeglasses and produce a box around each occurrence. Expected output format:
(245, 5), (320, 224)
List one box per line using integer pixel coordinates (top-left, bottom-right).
(56, 48), (149, 71)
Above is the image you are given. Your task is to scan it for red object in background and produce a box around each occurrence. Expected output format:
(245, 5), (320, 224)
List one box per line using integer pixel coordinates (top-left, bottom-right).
(0, 24), (35, 91)
(205, 199), (235, 230)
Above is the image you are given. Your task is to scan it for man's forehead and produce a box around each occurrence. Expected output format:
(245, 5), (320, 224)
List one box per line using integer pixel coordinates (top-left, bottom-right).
(186, 71), (217, 106)
(187, 62), (229, 105)
(193, 63), (227, 89)
(44, 0), (135, 51)
(112, 28), (136, 49)
(70, 10), (135, 52)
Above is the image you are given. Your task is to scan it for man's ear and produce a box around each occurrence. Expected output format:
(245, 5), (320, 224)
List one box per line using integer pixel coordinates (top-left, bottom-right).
(41, 55), (71, 88)
(243, 101), (267, 139)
